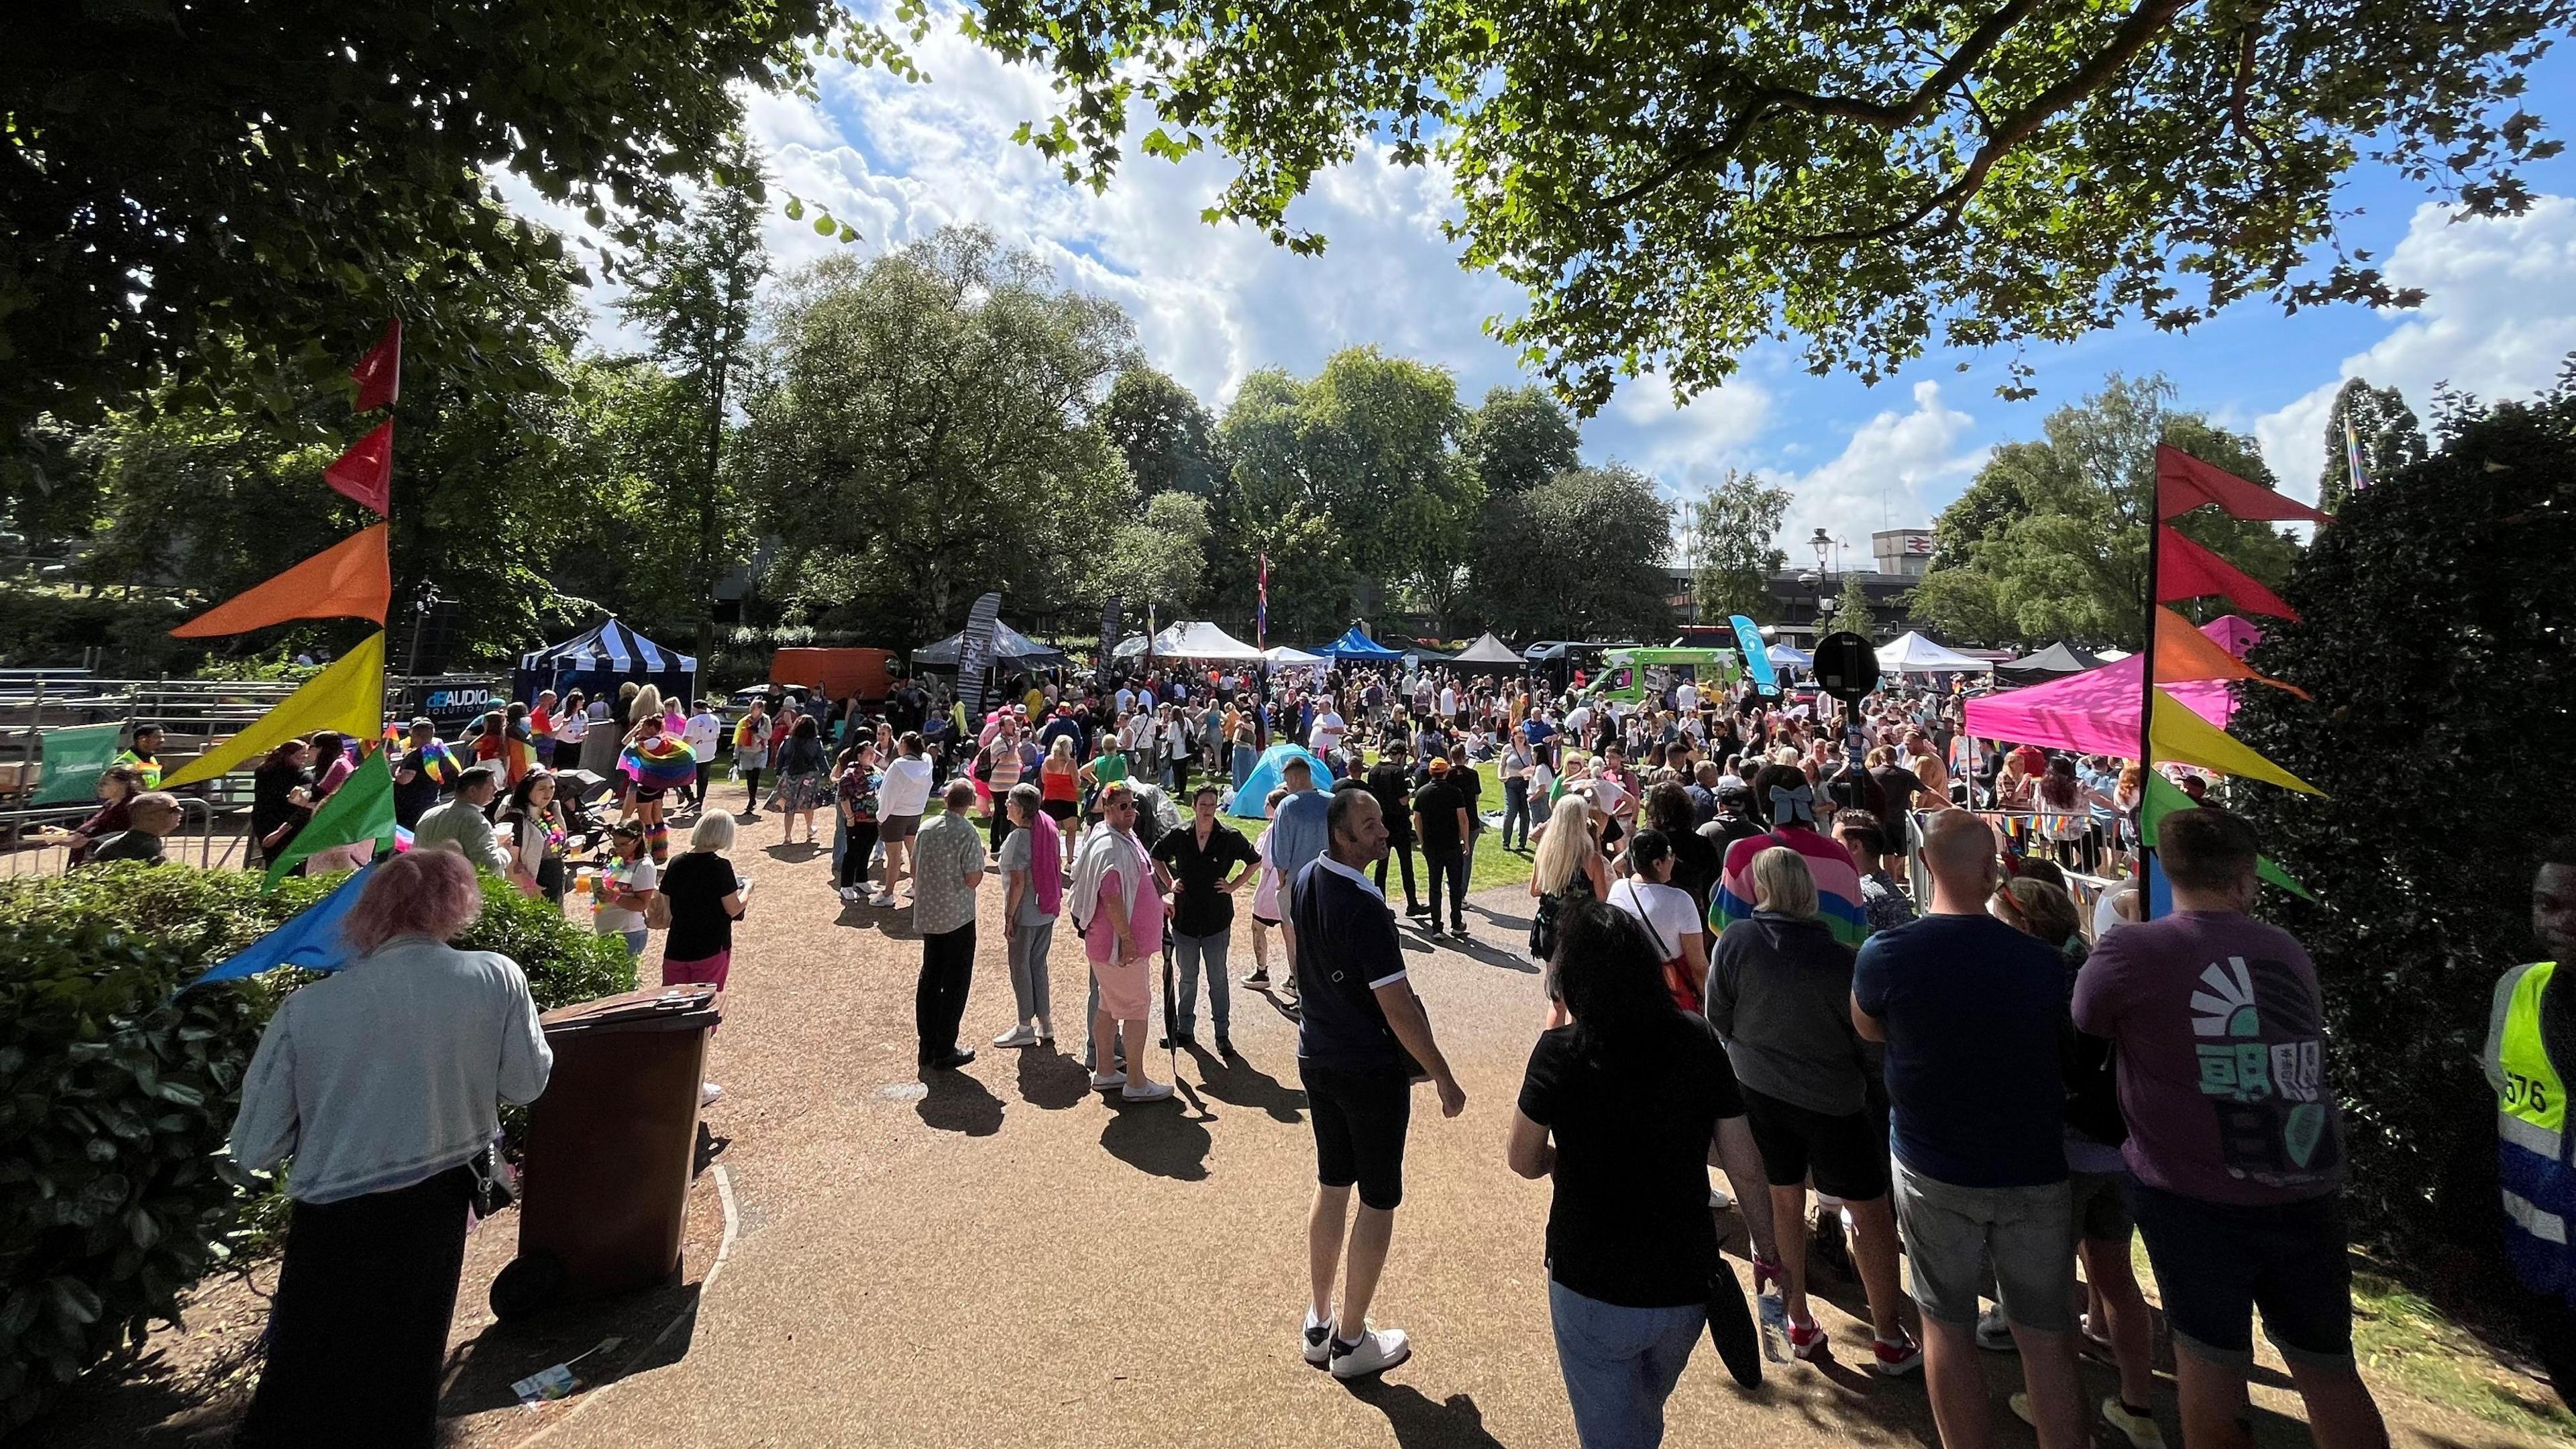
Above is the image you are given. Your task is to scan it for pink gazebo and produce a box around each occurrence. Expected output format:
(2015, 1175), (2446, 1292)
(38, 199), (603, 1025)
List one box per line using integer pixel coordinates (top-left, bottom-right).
(1964, 616), (2262, 756)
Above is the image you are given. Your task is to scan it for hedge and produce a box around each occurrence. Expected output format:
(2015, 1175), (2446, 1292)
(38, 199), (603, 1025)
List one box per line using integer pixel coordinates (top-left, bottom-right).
(0, 589), (208, 676)
(2231, 392), (2576, 1250)
(0, 863), (633, 1428)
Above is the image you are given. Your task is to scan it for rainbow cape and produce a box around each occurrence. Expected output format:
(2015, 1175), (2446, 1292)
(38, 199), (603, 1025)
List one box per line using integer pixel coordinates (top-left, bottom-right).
(620, 734), (698, 790)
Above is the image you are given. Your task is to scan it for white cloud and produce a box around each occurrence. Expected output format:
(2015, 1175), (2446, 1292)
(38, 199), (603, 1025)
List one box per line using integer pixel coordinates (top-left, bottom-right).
(1776, 381), (1987, 566)
(2258, 195), (2576, 500)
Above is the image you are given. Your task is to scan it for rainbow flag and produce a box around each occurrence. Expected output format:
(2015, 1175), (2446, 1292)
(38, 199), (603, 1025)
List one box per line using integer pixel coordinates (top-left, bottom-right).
(620, 735), (698, 791)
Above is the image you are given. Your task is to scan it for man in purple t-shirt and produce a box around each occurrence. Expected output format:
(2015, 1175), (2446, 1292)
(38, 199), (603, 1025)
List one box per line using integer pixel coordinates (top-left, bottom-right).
(2073, 808), (2388, 1449)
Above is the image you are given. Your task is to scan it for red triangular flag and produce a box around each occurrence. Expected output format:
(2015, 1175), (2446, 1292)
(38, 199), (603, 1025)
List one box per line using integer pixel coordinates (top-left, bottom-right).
(323, 421), (393, 516)
(2157, 527), (2300, 621)
(352, 318), (402, 412)
(2155, 444), (2331, 524)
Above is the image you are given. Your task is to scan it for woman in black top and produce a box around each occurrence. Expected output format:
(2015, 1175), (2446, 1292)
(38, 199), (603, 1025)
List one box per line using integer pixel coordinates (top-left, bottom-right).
(1508, 899), (1741, 1448)
(659, 810), (750, 1107)
(250, 739), (315, 869)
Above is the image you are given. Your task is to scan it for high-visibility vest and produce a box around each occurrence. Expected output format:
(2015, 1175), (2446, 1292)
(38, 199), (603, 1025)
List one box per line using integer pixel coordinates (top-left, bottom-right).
(2492, 961), (2576, 1301)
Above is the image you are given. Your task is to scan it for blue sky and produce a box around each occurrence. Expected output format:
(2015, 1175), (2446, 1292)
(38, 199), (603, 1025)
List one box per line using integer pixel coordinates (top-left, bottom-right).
(506, 18), (2576, 562)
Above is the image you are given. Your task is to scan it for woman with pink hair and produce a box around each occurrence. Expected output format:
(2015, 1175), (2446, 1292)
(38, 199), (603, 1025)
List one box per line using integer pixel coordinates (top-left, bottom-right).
(229, 848), (552, 1446)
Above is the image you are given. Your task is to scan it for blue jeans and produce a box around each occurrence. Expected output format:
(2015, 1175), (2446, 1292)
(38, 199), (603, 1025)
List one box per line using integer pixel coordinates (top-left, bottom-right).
(1171, 930), (1229, 1036)
(1548, 1279), (1703, 1449)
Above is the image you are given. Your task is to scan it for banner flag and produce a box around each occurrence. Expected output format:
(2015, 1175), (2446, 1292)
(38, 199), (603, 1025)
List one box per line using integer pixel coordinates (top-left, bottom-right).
(171, 523), (391, 637)
(162, 633), (386, 788)
(1728, 614), (1777, 698)
(188, 863), (375, 988)
(1097, 596), (1121, 690)
(1256, 553), (1269, 650)
(2139, 770), (2312, 900)
(352, 319), (402, 413)
(2341, 415), (2373, 495)
(2155, 527), (2300, 622)
(262, 751), (397, 890)
(323, 421), (394, 515)
(956, 591), (1002, 727)
(2147, 688), (2322, 796)
(2151, 606), (2308, 697)
(2155, 444), (2333, 525)
(32, 724), (123, 806)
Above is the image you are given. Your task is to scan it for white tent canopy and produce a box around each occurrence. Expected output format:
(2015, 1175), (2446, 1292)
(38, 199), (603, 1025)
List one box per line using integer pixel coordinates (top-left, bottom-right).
(1875, 631), (1994, 672)
(1263, 645), (1326, 665)
(1112, 620), (1267, 661)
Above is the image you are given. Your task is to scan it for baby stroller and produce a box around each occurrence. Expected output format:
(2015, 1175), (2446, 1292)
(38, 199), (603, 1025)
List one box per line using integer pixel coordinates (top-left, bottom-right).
(551, 769), (621, 860)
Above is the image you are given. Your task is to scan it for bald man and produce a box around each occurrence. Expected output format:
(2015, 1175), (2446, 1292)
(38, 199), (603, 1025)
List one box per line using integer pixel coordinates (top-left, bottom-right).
(1851, 810), (2085, 1445)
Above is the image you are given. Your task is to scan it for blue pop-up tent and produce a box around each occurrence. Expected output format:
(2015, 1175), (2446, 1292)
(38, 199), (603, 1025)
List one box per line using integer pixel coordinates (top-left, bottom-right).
(1312, 627), (1403, 661)
(1228, 743), (1337, 818)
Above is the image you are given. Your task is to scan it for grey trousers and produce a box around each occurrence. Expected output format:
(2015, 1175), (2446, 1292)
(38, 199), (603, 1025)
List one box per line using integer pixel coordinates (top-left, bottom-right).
(1007, 915), (1056, 1026)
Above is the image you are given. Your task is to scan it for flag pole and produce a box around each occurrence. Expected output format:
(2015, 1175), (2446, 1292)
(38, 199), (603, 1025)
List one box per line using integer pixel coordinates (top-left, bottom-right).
(2137, 478), (2165, 922)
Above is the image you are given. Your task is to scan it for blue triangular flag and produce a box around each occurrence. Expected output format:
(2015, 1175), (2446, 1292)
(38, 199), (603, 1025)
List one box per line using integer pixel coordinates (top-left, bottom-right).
(187, 862), (376, 989)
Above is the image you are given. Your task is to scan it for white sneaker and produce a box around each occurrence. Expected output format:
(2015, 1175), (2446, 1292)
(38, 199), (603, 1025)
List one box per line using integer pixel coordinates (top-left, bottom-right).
(1708, 1185), (1733, 1210)
(1089, 1071), (1128, 1090)
(839, 885), (859, 903)
(1328, 1325), (1411, 1380)
(1120, 1080), (1175, 1102)
(1302, 1311), (1334, 1366)
(1975, 1307), (2014, 1351)
(993, 1025), (1038, 1049)
(869, 892), (896, 908)
(699, 1082), (724, 1106)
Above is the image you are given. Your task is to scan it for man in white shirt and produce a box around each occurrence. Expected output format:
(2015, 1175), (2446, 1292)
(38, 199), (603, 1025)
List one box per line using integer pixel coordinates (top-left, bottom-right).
(874, 733), (937, 908)
(1436, 682), (1456, 720)
(1115, 684), (1136, 715)
(1309, 704), (1347, 756)
(684, 701), (722, 808)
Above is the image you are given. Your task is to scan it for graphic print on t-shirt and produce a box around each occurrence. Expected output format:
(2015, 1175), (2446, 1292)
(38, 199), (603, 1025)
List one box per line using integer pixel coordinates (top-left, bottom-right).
(2188, 954), (2334, 1177)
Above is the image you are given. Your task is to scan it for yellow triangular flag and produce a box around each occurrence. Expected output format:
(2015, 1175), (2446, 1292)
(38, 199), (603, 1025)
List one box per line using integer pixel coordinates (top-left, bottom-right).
(162, 633), (385, 788)
(2147, 687), (2324, 796)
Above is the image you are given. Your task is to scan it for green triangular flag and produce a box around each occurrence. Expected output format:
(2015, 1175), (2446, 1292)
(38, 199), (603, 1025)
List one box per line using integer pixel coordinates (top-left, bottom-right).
(263, 751), (398, 891)
(32, 724), (123, 806)
(2138, 771), (2313, 902)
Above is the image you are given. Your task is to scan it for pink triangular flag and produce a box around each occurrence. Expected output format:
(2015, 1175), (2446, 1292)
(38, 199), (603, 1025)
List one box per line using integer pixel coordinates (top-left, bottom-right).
(323, 421), (393, 516)
(352, 319), (401, 412)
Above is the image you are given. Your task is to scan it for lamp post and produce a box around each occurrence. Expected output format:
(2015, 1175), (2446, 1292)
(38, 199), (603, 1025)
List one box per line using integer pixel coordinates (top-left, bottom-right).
(1797, 568), (1823, 644)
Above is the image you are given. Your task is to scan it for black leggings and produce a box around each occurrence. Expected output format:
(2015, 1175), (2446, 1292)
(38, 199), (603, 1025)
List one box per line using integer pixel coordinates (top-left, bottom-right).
(839, 820), (879, 890)
(739, 767), (764, 806)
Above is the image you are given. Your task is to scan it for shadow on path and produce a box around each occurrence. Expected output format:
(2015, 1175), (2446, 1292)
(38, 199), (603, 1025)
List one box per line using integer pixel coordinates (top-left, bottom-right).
(1341, 1381), (1509, 1448)
(1016, 1044), (1093, 1111)
(1099, 1097), (1212, 1181)
(1191, 1044), (1307, 1124)
(915, 1067), (1004, 1137)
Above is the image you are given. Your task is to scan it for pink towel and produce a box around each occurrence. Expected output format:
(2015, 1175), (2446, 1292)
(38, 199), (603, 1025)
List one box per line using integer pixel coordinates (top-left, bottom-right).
(1030, 818), (1062, 916)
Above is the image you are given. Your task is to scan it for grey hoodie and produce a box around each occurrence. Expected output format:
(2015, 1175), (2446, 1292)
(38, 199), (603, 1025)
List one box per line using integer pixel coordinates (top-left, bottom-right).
(1705, 910), (1872, 1116)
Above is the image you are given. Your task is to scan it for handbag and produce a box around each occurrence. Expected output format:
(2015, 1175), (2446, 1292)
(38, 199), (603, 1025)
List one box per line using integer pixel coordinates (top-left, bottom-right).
(645, 888), (673, 932)
(1705, 1262), (1762, 1387)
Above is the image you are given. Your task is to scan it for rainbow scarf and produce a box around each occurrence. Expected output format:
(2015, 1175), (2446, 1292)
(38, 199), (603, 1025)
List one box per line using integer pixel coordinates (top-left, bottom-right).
(621, 734), (698, 791)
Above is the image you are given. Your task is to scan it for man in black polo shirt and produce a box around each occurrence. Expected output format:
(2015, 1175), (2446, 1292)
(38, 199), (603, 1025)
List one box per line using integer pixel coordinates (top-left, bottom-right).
(1362, 741), (1424, 918)
(1409, 758), (1470, 936)
(1293, 790), (1466, 1381)
(1150, 783), (1261, 1057)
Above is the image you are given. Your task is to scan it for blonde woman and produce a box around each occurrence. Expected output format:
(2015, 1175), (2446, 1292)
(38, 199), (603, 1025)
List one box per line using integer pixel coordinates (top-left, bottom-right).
(1530, 793), (1613, 1027)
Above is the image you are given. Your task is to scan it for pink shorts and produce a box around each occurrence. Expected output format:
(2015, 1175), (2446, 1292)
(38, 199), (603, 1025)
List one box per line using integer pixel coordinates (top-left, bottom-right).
(661, 949), (732, 992)
(1093, 954), (1151, 1019)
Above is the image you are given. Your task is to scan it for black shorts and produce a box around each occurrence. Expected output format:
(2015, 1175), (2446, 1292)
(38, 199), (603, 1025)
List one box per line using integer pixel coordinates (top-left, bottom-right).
(1300, 1059), (1412, 1210)
(1041, 798), (1077, 822)
(2127, 1182), (2355, 1369)
(1740, 1085), (1892, 1201)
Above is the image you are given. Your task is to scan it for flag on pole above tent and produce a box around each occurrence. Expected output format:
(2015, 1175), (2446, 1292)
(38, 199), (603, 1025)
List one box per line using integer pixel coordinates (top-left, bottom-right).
(323, 421), (394, 515)
(262, 751), (397, 889)
(2341, 415), (2372, 495)
(2147, 688), (2323, 795)
(2151, 606), (2307, 697)
(170, 523), (392, 637)
(2155, 527), (2300, 622)
(163, 633), (386, 788)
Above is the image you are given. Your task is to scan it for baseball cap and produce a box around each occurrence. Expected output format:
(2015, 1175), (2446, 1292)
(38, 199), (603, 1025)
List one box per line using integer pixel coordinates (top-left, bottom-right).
(409, 716), (434, 729)
(1427, 757), (1450, 775)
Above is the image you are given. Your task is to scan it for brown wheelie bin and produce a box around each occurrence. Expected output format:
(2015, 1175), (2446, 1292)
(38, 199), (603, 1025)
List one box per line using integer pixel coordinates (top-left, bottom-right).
(492, 985), (721, 1318)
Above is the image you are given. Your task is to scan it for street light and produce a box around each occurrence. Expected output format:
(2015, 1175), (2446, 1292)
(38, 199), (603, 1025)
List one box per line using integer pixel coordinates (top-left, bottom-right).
(1797, 568), (1823, 643)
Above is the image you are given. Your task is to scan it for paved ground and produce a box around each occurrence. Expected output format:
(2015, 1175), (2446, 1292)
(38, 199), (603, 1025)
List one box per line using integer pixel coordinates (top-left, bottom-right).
(517, 814), (2551, 1449)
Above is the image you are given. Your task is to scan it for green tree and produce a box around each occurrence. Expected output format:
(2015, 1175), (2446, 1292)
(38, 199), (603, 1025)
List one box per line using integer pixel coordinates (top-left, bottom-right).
(1096, 491), (1215, 616)
(1102, 368), (1226, 500)
(2318, 376), (2429, 512)
(1912, 374), (2302, 647)
(1472, 464), (1673, 640)
(968, 0), (2565, 411)
(1686, 470), (1790, 623)
(1825, 576), (1875, 638)
(738, 227), (1140, 642)
(3, 1), (910, 453)
(1461, 385), (1582, 494)
(1218, 347), (1479, 619)
(2231, 373), (2575, 1247)
(614, 135), (771, 661)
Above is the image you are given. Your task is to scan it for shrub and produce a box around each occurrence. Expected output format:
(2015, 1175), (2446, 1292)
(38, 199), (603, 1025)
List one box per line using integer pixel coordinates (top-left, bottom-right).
(0, 588), (208, 676)
(2231, 389), (2576, 1248)
(0, 862), (633, 1425)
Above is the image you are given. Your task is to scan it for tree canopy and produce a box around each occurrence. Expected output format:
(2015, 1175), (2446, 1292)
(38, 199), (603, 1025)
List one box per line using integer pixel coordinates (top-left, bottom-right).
(1, 1), (911, 452)
(1912, 373), (2302, 647)
(2318, 376), (2429, 512)
(1460, 385), (1582, 494)
(1685, 470), (1792, 624)
(1470, 464), (1673, 641)
(968, 0), (2567, 409)
(1102, 367), (1226, 500)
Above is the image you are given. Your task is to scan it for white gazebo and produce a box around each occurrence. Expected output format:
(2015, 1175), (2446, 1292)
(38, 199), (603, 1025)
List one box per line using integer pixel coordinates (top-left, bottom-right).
(1875, 631), (1994, 673)
(1113, 621), (1267, 661)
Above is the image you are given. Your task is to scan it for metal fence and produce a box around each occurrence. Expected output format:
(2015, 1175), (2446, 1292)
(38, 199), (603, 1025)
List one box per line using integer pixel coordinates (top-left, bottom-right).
(0, 796), (235, 877)
(1904, 806), (2123, 941)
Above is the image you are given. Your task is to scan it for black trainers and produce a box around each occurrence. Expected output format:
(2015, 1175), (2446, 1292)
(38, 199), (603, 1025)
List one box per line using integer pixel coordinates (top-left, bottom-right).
(1215, 1032), (1236, 1059)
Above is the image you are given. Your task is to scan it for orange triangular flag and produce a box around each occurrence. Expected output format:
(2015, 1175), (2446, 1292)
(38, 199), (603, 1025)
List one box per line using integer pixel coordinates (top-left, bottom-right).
(2150, 607), (2309, 698)
(170, 524), (392, 638)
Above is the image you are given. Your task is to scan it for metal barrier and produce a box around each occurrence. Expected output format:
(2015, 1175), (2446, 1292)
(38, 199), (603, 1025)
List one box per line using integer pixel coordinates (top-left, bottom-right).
(1905, 807), (2124, 941)
(0, 796), (234, 877)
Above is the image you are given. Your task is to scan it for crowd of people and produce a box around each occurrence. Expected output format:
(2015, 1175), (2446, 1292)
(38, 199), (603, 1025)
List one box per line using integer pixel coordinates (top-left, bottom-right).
(30, 644), (2572, 1449)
